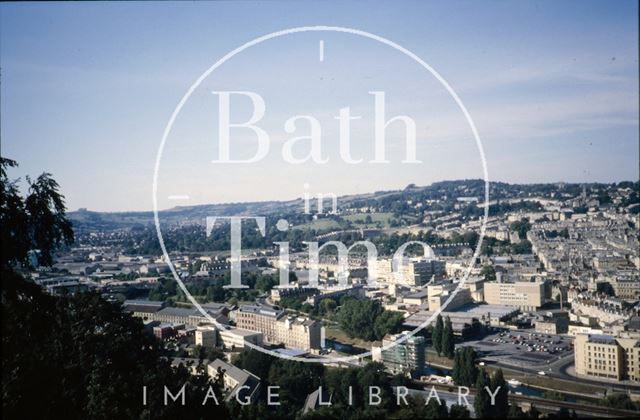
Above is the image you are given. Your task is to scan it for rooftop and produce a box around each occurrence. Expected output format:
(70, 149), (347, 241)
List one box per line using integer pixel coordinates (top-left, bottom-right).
(239, 304), (283, 318)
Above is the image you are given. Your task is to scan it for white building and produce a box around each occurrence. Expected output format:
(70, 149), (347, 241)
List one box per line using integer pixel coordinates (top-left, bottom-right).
(195, 326), (217, 348)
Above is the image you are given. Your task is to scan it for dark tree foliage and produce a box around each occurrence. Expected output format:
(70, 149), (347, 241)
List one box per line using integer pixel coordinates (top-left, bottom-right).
(508, 403), (527, 419)
(474, 368), (491, 419)
(480, 265), (496, 281)
(315, 362), (397, 418)
(0, 158), (74, 269)
(509, 218), (531, 239)
(432, 314), (444, 356)
(449, 403), (470, 418)
(528, 404), (540, 419)
(489, 368), (509, 419)
(442, 316), (455, 358)
(336, 298), (404, 341)
(0, 158), (29, 269)
(424, 397), (448, 419)
(2, 160), (228, 419)
(452, 346), (478, 387)
(599, 393), (640, 410)
(231, 348), (326, 418)
(24, 173), (75, 266)
(2, 270), (229, 419)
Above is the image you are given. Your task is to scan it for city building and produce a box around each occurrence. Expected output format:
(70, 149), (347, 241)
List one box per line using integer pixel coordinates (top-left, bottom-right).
(608, 276), (640, 301)
(207, 359), (261, 403)
(153, 323), (178, 340)
(218, 327), (263, 350)
(372, 331), (426, 375)
(376, 257), (445, 286)
(484, 280), (545, 311)
(123, 300), (165, 319)
(235, 305), (284, 343)
(235, 304), (321, 350)
(125, 302), (230, 326)
(427, 287), (473, 312)
(402, 290), (429, 306)
(270, 286), (318, 303)
(195, 326), (217, 348)
(574, 333), (640, 382)
(570, 292), (636, 327)
(460, 276), (486, 302)
(275, 316), (322, 350)
(535, 310), (569, 334)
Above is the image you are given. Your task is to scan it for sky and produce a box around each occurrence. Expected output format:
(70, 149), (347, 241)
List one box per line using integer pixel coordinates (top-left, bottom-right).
(1, 0), (638, 212)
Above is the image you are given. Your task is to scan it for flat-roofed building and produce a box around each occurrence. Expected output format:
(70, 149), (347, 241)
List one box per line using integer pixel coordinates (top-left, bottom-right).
(236, 305), (283, 343)
(127, 303), (229, 326)
(403, 290), (429, 306)
(574, 333), (640, 382)
(235, 305), (320, 350)
(403, 310), (482, 339)
(218, 327), (263, 350)
(275, 316), (322, 350)
(372, 331), (426, 375)
(376, 257), (445, 287)
(535, 310), (569, 334)
(123, 300), (165, 320)
(428, 288), (472, 312)
(153, 323), (177, 340)
(460, 276), (486, 302)
(484, 280), (545, 311)
(195, 326), (216, 348)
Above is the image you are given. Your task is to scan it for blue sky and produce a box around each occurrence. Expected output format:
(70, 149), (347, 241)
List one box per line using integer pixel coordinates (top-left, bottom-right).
(1, 0), (638, 211)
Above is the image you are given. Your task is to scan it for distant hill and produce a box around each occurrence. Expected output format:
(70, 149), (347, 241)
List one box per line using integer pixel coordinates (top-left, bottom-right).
(68, 199), (303, 231)
(68, 179), (631, 232)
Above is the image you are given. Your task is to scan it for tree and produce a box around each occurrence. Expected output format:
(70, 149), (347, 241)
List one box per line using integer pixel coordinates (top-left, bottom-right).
(449, 404), (470, 418)
(336, 299), (402, 341)
(0, 158), (74, 270)
(425, 397), (448, 419)
(452, 347), (477, 387)
(480, 265), (496, 281)
(464, 347), (478, 385)
(599, 393), (639, 410)
(2, 160), (229, 419)
(489, 369), (509, 418)
(528, 404), (540, 419)
(320, 298), (337, 315)
(474, 369), (491, 419)
(433, 314), (444, 355)
(0, 158), (28, 270)
(452, 350), (463, 384)
(510, 218), (531, 238)
(373, 310), (404, 340)
(3, 269), (229, 419)
(442, 316), (455, 358)
(232, 348), (275, 381)
(508, 403), (526, 419)
(512, 239), (532, 254)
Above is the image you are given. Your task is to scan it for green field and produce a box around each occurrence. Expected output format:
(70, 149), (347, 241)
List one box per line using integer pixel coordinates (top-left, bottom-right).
(291, 218), (343, 231)
(343, 212), (418, 228)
